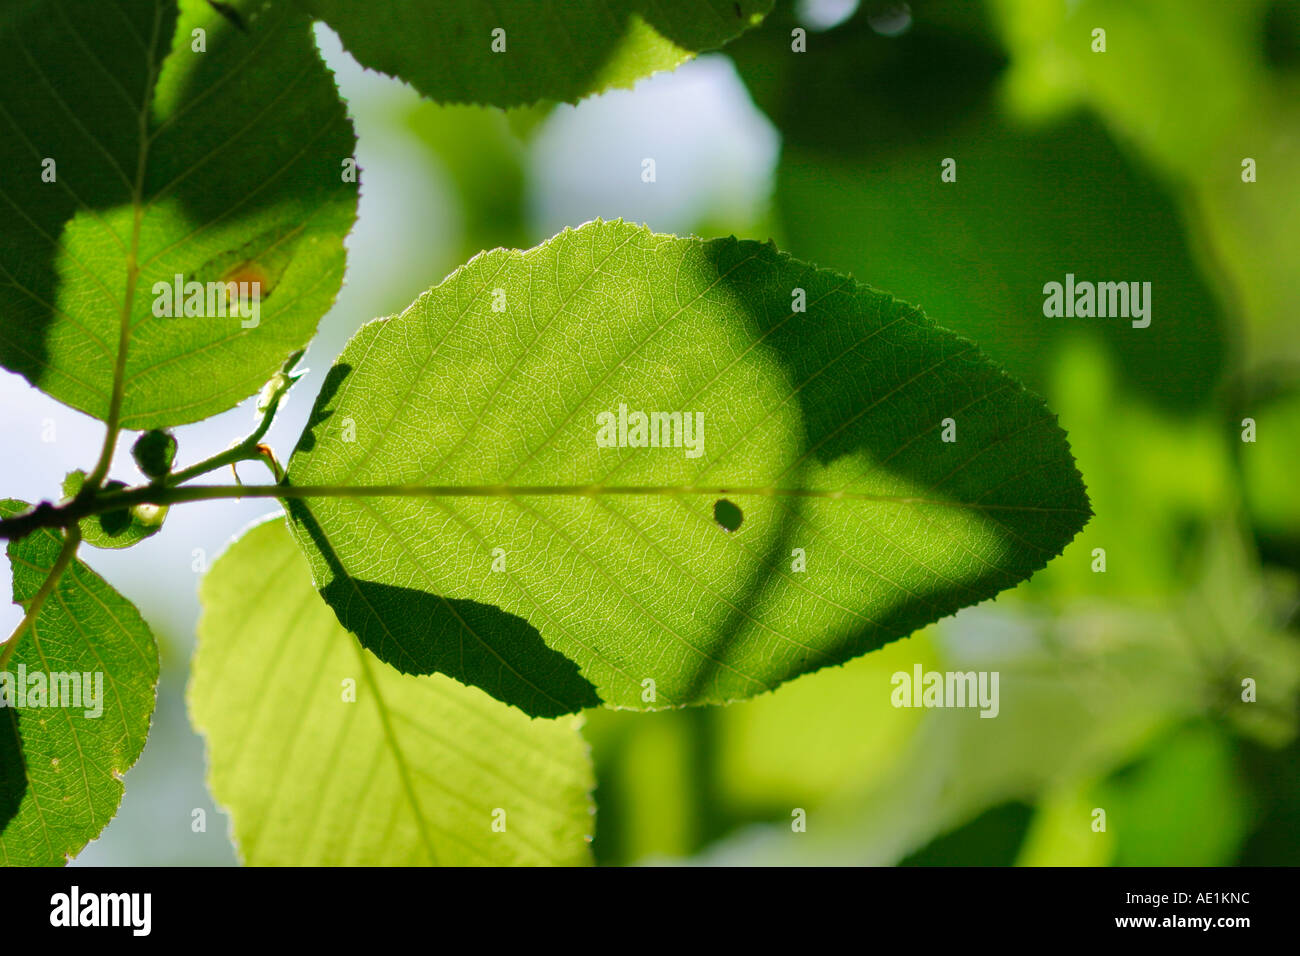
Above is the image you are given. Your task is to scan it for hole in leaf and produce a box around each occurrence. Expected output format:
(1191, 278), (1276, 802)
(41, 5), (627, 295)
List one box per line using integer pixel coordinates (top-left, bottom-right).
(713, 498), (743, 532)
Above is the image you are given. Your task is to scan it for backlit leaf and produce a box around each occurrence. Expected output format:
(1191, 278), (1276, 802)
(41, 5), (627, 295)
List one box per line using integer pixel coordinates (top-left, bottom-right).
(285, 220), (1091, 716)
(191, 516), (593, 865)
(0, 499), (159, 865)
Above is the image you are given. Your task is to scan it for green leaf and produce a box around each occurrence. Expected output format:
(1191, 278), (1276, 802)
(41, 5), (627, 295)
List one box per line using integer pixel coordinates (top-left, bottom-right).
(0, 0), (357, 428)
(0, 499), (160, 866)
(284, 219), (1091, 716)
(61, 471), (165, 550)
(190, 516), (593, 865)
(296, 0), (773, 107)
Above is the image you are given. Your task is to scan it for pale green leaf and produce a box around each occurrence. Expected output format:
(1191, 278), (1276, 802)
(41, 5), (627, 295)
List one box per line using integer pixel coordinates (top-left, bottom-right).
(190, 516), (594, 866)
(0, 0), (357, 427)
(297, 0), (773, 107)
(0, 499), (160, 866)
(284, 220), (1091, 716)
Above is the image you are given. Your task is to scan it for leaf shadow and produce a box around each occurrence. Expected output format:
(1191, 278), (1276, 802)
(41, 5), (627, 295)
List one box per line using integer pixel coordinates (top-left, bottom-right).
(293, 360), (349, 454)
(672, 236), (1092, 700)
(285, 496), (600, 719)
(0, 708), (25, 834)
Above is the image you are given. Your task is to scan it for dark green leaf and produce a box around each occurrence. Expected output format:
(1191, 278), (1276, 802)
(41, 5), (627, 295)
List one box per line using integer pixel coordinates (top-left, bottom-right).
(296, 0), (772, 107)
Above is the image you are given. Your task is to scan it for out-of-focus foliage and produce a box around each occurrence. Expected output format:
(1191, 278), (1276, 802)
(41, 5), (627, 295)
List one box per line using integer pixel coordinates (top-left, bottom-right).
(990, 0), (1300, 376)
(729, 0), (1227, 413)
(404, 104), (534, 265)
